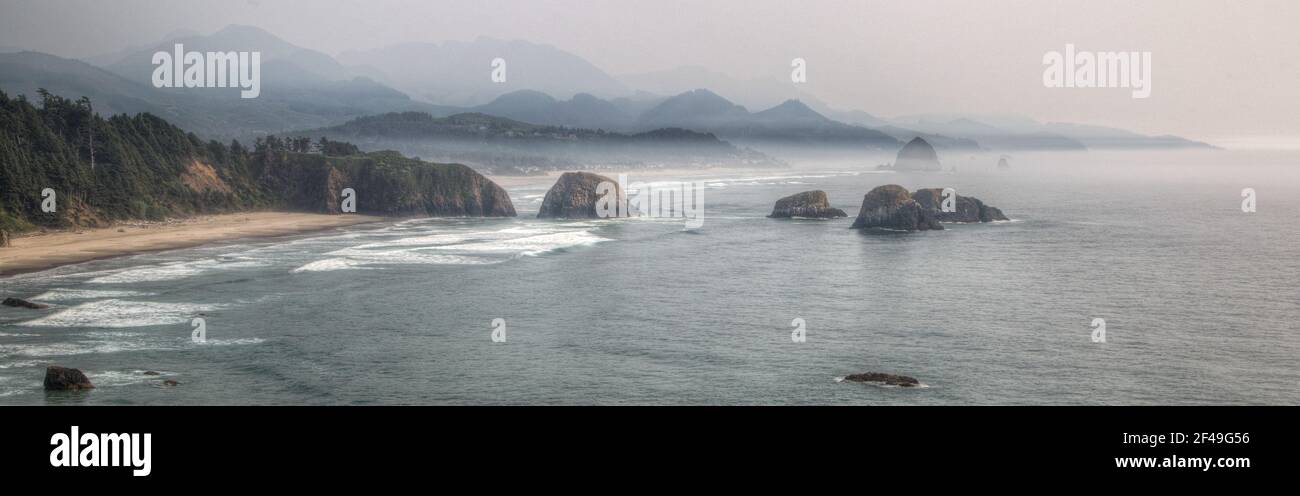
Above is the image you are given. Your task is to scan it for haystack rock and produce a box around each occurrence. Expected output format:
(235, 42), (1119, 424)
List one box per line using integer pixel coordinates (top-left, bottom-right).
(997, 156), (1011, 169)
(850, 185), (943, 231)
(537, 172), (621, 219)
(893, 137), (943, 171)
(44, 366), (94, 391)
(911, 188), (1010, 223)
(768, 190), (847, 219)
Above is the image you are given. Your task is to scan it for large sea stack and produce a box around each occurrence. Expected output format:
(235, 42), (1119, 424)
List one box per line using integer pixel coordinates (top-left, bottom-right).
(850, 185), (943, 231)
(911, 188), (1009, 223)
(893, 137), (943, 171)
(768, 190), (847, 219)
(537, 172), (620, 219)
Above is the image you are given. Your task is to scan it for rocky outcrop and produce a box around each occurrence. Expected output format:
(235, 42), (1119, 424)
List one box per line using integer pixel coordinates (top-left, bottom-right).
(768, 190), (847, 219)
(893, 137), (943, 171)
(259, 151), (517, 217)
(44, 366), (94, 391)
(912, 188), (1010, 223)
(537, 172), (621, 219)
(850, 185), (943, 231)
(1, 229), (9, 247)
(843, 372), (920, 387)
(2, 297), (49, 309)
(997, 156), (1011, 169)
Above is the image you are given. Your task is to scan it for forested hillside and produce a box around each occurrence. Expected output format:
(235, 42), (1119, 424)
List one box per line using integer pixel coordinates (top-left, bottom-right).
(0, 91), (513, 234)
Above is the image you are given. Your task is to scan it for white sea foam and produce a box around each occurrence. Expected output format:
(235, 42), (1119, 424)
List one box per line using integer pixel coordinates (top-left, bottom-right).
(29, 288), (156, 301)
(427, 231), (610, 256)
(0, 359), (47, 369)
(290, 223), (607, 272)
(87, 259), (265, 284)
(291, 258), (370, 273)
(15, 299), (223, 328)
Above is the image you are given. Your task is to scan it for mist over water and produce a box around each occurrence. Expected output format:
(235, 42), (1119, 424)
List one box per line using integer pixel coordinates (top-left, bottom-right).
(1, 149), (1296, 404)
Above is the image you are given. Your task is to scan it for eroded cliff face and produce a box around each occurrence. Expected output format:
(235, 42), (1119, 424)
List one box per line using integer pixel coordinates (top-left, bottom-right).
(537, 171), (619, 219)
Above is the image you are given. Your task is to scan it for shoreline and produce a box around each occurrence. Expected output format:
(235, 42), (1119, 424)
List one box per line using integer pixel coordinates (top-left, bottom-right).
(0, 212), (385, 278)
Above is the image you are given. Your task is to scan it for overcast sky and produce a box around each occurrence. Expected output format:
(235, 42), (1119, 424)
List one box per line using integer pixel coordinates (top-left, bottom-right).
(2, 0), (1298, 144)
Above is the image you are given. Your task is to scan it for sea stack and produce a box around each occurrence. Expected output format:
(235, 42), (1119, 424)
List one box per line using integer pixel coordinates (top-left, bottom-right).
(997, 156), (1011, 169)
(537, 171), (620, 219)
(911, 188), (1010, 223)
(768, 190), (847, 219)
(850, 185), (943, 231)
(893, 137), (943, 171)
(44, 366), (94, 391)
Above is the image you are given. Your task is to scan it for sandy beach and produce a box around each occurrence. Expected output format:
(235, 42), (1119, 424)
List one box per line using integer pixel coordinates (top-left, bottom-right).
(0, 212), (383, 277)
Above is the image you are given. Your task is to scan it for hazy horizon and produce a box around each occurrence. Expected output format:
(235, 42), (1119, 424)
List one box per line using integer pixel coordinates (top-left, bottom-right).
(1, 0), (1298, 146)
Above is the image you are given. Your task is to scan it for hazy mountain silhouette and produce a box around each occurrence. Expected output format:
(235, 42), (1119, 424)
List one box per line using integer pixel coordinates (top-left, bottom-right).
(8, 24), (1210, 150)
(0, 48), (451, 140)
(337, 37), (629, 107)
(472, 90), (634, 130)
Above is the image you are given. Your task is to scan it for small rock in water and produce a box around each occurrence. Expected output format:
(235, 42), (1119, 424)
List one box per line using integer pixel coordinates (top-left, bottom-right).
(162, 379), (180, 387)
(44, 366), (95, 391)
(768, 190), (848, 219)
(143, 371), (161, 376)
(2, 297), (50, 309)
(843, 372), (920, 387)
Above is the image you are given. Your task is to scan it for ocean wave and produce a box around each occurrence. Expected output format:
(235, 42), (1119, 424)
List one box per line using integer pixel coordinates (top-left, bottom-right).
(87, 259), (266, 284)
(29, 288), (156, 301)
(426, 230), (611, 256)
(290, 223), (608, 272)
(15, 299), (223, 328)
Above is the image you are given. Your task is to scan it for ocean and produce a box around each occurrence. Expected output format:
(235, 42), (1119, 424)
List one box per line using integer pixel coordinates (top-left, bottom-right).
(1, 150), (1297, 405)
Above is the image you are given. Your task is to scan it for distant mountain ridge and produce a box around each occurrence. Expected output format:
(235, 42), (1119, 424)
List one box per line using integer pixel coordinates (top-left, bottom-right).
(337, 37), (630, 107)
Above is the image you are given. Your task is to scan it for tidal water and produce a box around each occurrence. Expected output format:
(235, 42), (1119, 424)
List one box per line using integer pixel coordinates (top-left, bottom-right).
(1, 150), (1297, 405)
